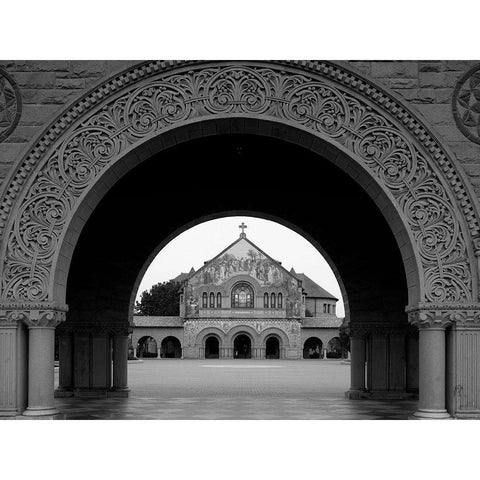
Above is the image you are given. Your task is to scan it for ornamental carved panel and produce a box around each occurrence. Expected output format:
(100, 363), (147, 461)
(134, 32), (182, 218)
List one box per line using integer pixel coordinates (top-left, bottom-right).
(453, 64), (480, 145)
(0, 67), (22, 142)
(0, 61), (477, 306)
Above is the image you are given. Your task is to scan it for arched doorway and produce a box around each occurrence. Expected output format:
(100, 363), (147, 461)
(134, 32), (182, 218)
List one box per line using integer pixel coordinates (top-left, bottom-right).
(205, 336), (220, 359)
(265, 336), (280, 359)
(327, 337), (342, 359)
(303, 337), (322, 359)
(137, 336), (158, 358)
(2, 61), (479, 418)
(161, 336), (182, 358)
(234, 334), (252, 359)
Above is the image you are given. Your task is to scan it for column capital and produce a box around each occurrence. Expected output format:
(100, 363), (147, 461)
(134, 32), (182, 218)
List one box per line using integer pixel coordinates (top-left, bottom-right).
(0, 303), (68, 328)
(23, 310), (66, 328)
(406, 303), (480, 329)
(407, 310), (452, 330)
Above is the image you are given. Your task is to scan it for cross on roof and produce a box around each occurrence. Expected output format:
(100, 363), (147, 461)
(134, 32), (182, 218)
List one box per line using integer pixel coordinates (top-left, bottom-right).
(239, 222), (247, 237)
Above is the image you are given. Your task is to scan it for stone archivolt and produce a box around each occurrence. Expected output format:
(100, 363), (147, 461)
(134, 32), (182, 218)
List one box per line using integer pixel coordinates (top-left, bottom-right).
(0, 61), (478, 307)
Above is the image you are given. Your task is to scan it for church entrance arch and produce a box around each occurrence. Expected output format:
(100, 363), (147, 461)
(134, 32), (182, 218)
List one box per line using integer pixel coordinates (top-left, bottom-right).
(234, 334), (252, 359)
(303, 337), (322, 359)
(2, 61), (480, 418)
(265, 336), (280, 359)
(205, 336), (220, 359)
(161, 336), (182, 358)
(137, 336), (158, 358)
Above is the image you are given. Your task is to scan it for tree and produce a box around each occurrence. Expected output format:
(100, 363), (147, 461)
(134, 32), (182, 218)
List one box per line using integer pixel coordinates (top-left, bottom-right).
(135, 280), (181, 316)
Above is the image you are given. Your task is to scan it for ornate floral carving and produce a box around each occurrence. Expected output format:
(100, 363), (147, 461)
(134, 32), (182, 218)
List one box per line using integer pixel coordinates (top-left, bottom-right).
(0, 67), (22, 142)
(452, 64), (480, 145)
(0, 61), (477, 306)
(408, 310), (453, 329)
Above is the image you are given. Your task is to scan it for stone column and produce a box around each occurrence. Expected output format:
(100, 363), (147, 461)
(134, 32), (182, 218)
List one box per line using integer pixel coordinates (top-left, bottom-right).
(56, 332), (73, 397)
(346, 327), (366, 399)
(110, 333), (130, 397)
(23, 310), (66, 417)
(133, 347), (137, 358)
(0, 311), (26, 416)
(157, 347), (161, 358)
(409, 310), (451, 419)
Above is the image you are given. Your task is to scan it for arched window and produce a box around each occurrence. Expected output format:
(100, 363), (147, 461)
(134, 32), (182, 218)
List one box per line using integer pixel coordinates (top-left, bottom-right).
(209, 292), (215, 308)
(216, 292), (222, 308)
(278, 293), (283, 308)
(202, 292), (208, 308)
(231, 282), (254, 308)
(271, 293), (276, 308)
(264, 293), (269, 308)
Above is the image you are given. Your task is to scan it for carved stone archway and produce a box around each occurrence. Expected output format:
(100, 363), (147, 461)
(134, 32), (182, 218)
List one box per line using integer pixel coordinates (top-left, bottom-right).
(1, 60), (480, 418)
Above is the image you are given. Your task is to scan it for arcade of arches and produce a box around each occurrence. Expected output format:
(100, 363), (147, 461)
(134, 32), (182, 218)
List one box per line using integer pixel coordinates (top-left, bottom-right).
(1, 60), (480, 419)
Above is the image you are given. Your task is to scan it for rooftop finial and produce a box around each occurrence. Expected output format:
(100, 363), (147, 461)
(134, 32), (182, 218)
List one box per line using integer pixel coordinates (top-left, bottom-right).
(239, 222), (247, 238)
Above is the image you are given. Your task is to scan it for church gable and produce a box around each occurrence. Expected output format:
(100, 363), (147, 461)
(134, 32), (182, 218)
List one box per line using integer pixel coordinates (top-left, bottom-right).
(183, 235), (303, 318)
(188, 237), (298, 289)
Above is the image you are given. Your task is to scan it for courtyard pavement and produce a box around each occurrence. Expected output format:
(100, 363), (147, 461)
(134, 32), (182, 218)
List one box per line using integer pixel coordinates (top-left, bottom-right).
(54, 359), (418, 419)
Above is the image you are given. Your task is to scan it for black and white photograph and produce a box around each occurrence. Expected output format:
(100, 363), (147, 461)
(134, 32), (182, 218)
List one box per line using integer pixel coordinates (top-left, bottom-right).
(0, 1), (478, 479)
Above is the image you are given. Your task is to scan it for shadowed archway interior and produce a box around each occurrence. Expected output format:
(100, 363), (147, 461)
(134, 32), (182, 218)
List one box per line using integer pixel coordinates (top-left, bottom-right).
(66, 133), (408, 334)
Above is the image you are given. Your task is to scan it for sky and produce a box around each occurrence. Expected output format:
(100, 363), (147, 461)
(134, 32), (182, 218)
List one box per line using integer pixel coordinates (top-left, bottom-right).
(135, 215), (345, 317)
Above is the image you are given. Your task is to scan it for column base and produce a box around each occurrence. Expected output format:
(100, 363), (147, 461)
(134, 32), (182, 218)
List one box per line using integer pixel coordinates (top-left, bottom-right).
(0, 408), (19, 417)
(345, 389), (365, 400)
(108, 388), (130, 398)
(23, 406), (59, 417)
(54, 388), (74, 398)
(409, 409), (452, 419)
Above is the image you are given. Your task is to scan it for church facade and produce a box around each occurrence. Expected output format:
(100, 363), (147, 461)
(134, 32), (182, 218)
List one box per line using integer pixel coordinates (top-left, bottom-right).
(131, 227), (342, 360)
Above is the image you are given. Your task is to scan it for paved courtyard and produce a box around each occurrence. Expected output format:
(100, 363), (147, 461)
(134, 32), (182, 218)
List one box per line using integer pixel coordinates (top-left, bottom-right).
(54, 359), (418, 419)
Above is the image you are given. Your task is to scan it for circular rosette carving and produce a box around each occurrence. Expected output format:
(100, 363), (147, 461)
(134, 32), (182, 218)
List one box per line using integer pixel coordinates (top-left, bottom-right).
(56, 126), (124, 193)
(284, 82), (350, 138)
(452, 64), (480, 144)
(352, 127), (417, 190)
(203, 67), (271, 115)
(0, 67), (22, 142)
(123, 82), (191, 139)
(404, 193), (459, 263)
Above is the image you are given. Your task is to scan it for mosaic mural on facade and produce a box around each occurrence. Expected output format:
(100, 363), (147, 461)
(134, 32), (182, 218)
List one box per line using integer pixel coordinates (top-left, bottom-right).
(183, 238), (302, 317)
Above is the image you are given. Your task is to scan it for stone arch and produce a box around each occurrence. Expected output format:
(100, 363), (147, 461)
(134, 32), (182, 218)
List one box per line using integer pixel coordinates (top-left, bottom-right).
(195, 327), (225, 346)
(326, 336), (342, 358)
(137, 335), (158, 358)
(0, 61), (478, 312)
(303, 336), (323, 359)
(204, 335), (221, 359)
(160, 336), (181, 358)
(259, 327), (290, 347)
(2, 60), (480, 418)
(224, 325), (258, 346)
